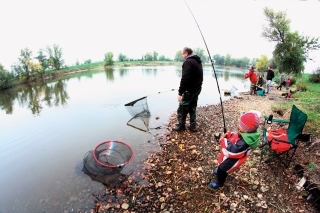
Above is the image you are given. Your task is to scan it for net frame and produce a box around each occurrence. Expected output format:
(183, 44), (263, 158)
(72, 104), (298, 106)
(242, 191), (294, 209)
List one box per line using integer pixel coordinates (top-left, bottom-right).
(124, 96), (150, 118)
(93, 140), (134, 168)
(125, 96), (152, 133)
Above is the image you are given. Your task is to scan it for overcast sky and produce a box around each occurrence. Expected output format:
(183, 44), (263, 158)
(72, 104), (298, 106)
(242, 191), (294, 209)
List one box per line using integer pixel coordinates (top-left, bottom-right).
(0, 0), (319, 72)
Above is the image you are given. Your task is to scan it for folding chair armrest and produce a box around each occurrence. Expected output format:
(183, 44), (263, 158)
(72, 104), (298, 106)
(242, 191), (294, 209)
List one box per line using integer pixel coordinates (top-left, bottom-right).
(262, 127), (268, 142)
(273, 137), (297, 147)
(260, 127), (269, 147)
(273, 137), (291, 144)
(263, 116), (290, 124)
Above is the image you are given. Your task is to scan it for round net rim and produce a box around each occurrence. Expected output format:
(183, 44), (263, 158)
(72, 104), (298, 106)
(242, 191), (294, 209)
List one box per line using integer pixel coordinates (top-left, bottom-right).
(93, 140), (134, 168)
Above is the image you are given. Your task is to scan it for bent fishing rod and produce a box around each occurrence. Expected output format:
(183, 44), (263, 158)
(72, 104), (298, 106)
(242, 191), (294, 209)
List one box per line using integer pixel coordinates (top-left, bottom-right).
(184, 0), (227, 133)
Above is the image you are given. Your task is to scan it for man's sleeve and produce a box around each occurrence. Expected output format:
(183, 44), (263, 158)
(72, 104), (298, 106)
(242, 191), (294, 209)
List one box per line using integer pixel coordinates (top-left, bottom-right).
(178, 61), (192, 95)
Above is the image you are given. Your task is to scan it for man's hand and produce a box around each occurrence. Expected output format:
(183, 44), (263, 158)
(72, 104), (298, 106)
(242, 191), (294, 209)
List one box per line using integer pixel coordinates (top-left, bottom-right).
(177, 95), (182, 102)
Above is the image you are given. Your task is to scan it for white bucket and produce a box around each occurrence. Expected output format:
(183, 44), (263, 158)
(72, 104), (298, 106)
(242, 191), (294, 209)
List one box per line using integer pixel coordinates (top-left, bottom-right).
(230, 86), (238, 98)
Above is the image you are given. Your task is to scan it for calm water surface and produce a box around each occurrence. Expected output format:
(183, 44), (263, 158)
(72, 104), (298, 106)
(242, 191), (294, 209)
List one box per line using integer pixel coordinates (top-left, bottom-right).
(0, 66), (248, 213)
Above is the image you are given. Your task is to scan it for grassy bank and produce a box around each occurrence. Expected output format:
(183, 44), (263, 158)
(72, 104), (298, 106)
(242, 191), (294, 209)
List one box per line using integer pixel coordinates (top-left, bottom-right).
(271, 74), (320, 137)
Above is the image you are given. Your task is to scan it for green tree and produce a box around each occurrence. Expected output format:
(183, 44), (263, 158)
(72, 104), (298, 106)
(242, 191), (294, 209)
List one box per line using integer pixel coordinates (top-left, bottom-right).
(268, 58), (277, 69)
(250, 58), (258, 67)
(225, 53), (232, 66)
(104, 52), (114, 66)
(84, 59), (92, 64)
(255, 55), (269, 71)
(152, 51), (158, 61)
(11, 62), (23, 78)
(46, 44), (64, 70)
(174, 50), (184, 62)
(118, 53), (128, 62)
(17, 48), (42, 80)
(144, 52), (153, 61)
(193, 48), (207, 63)
(0, 63), (10, 89)
(18, 48), (32, 79)
(158, 55), (171, 61)
(230, 58), (238, 67)
(35, 49), (49, 75)
(262, 7), (320, 74)
(240, 57), (250, 69)
(213, 54), (225, 66)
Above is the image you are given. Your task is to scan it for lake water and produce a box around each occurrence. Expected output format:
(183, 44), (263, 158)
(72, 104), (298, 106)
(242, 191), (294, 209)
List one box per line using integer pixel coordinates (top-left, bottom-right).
(0, 65), (249, 213)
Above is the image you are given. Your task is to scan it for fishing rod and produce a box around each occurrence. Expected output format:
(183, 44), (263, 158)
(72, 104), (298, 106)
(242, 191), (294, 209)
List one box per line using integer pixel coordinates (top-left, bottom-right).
(184, 0), (227, 133)
(125, 89), (176, 106)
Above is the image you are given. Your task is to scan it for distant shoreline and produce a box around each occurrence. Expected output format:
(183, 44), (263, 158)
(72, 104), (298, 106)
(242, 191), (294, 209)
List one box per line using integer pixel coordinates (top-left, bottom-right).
(1, 62), (244, 91)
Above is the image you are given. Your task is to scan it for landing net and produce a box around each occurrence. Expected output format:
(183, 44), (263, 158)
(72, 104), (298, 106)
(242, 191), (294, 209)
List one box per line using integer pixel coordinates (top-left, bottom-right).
(125, 96), (151, 132)
(125, 96), (150, 119)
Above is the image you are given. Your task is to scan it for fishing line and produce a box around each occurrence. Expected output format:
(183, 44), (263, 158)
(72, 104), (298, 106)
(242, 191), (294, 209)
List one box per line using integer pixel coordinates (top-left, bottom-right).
(125, 89), (176, 104)
(183, 0), (227, 133)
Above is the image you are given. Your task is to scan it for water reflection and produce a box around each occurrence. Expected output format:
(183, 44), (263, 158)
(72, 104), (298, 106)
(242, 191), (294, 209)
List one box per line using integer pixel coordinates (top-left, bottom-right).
(0, 80), (69, 115)
(0, 88), (14, 114)
(104, 67), (130, 80)
(0, 66), (247, 116)
(175, 67), (182, 77)
(224, 71), (230, 81)
(104, 67), (115, 81)
(119, 68), (129, 77)
(142, 67), (157, 76)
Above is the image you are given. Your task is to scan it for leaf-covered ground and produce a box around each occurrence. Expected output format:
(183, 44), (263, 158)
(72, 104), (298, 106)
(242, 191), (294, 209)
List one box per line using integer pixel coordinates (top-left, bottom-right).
(90, 88), (320, 213)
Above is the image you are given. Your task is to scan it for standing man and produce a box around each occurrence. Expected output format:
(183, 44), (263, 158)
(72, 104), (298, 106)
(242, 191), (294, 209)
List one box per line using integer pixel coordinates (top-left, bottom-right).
(244, 66), (258, 95)
(265, 66), (274, 94)
(276, 73), (286, 90)
(172, 47), (203, 132)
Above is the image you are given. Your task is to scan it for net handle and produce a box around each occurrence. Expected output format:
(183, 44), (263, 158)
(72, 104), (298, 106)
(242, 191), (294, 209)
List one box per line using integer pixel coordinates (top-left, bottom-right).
(93, 140), (134, 168)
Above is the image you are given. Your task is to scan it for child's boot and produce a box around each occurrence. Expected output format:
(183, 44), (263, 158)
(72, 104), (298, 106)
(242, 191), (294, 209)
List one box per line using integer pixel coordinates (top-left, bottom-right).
(213, 169), (218, 175)
(208, 182), (223, 189)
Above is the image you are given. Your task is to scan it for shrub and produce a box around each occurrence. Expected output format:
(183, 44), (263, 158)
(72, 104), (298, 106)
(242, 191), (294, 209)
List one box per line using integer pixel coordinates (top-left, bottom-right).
(290, 76), (296, 85)
(297, 82), (307, 91)
(309, 67), (320, 83)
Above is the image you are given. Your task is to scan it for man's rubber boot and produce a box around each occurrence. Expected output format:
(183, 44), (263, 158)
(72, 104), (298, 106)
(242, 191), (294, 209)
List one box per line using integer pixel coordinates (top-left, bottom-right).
(172, 124), (186, 131)
(187, 125), (197, 132)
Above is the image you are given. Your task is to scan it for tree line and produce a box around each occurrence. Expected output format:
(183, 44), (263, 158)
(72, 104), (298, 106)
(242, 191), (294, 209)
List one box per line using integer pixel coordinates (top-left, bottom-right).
(0, 44), (65, 89)
(0, 44), (257, 90)
(1, 6), (319, 90)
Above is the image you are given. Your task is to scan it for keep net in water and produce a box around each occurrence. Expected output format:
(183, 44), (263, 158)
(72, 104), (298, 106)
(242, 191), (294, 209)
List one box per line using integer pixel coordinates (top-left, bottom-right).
(82, 140), (134, 185)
